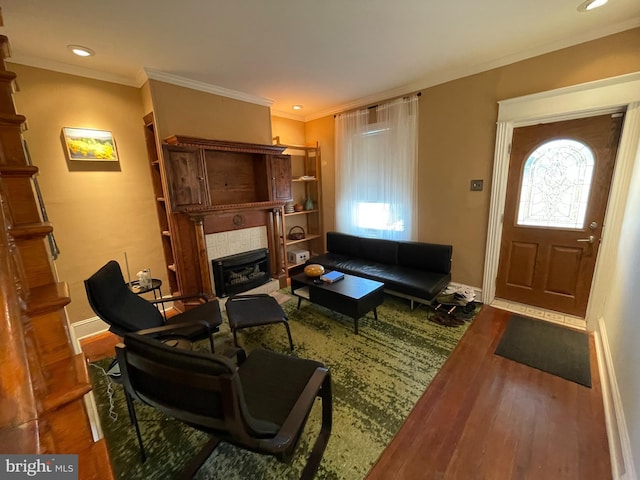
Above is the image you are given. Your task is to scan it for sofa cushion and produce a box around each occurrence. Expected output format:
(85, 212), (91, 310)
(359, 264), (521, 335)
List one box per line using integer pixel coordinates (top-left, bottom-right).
(380, 265), (451, 300)
(305, 253), (352, 271)
(326, 232), (360, 257)
(306, 255), (451, 302)
(358, 237), (398, 265)
(397, 241), (452, 274)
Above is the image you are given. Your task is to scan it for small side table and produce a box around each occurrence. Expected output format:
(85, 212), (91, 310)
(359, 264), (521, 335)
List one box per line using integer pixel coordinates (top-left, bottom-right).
(128, 278), (163, 300)
(128, 279), (165, 319)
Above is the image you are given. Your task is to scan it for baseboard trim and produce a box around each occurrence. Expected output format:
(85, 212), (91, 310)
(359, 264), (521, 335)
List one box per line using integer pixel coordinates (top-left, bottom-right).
(596, 316), (638, 480)
(73, 316), (110, 344)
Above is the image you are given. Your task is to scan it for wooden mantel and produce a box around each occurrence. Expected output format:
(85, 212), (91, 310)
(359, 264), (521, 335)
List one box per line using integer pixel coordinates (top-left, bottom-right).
(164, 135), (287, 155)
(156, 135), (292, 298)
(183, 200), (286, 214)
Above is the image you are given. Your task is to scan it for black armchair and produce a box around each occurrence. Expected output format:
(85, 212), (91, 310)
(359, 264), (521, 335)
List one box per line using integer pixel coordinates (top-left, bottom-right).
(115, 333), (332, 480)
(85, 260), (222, 351)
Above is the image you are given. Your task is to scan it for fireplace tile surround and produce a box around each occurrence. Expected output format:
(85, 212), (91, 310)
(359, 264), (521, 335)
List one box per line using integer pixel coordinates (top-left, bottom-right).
(206, 226), (279, 299)
(205, 226), (269, 260)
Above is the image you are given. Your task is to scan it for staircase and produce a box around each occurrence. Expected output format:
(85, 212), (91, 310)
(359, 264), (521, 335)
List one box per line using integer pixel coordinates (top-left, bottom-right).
(0, 32), (114, 479)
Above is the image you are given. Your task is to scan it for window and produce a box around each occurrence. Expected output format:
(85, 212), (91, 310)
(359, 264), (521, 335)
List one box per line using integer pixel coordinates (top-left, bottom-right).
(517, 139), (594, 229)
(335, 96), (419, 240)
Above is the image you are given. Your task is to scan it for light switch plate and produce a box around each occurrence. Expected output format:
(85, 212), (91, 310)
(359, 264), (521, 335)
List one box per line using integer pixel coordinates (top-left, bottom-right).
(470, 179), (483, 191)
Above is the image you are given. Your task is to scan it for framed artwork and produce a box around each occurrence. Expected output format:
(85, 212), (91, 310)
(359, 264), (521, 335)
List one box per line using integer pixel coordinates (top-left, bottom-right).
(62, 127), (118, 161)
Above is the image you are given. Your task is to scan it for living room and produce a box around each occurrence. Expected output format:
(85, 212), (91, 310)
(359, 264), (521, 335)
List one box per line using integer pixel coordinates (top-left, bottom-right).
(1, 2), (640, 479)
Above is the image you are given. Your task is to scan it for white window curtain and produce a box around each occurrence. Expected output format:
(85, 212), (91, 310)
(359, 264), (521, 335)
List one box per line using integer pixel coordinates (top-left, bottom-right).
(335, 95), (419, 240)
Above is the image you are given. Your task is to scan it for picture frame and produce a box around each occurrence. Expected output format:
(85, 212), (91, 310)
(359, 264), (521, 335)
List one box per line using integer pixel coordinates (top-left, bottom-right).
(62, 127), (118, 161)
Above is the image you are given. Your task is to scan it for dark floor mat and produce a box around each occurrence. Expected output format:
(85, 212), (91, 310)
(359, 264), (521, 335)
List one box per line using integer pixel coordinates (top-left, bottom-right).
(495, 315), (591, 387)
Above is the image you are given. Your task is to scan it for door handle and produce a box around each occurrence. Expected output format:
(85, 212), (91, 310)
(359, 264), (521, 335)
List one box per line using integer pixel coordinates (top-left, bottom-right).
(577, 235), (595, 244)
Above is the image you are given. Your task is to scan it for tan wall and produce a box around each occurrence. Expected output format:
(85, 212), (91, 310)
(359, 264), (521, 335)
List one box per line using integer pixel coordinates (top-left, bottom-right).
(271, 116), (305, 146)
(10, 64), (165, 324)
(305, 116), (336, 234)
(141, 81), (153, 115)
(148, 80), (272, 144)
(317, 27), (640, 288)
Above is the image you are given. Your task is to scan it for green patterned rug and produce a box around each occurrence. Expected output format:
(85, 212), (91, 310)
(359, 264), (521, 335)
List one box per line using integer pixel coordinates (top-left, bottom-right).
(89, 294), (480, 480)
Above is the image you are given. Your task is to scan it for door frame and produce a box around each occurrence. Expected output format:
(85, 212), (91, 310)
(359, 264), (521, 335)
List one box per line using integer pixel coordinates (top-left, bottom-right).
(483, 71), (640, 331)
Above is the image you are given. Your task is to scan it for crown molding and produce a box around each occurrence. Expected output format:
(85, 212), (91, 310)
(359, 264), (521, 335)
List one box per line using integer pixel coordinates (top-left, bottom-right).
(142, 68), (273, 107)
(270, 109), (305, 121)
(6, 55), (139, 86)
(4, 58), (274, 108)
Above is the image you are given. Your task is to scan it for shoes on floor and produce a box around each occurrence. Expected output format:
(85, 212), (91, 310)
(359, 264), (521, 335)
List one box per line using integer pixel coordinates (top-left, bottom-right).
(428, 312), (464, 327)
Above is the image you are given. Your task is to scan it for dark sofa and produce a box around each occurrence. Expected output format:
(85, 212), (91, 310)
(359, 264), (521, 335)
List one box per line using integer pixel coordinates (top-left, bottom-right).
(307, 232), (452, 306)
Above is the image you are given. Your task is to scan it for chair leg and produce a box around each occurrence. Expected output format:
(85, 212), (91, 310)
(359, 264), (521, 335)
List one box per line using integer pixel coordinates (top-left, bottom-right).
(208, 333), (215, 353)
(300, 373), (332, 480)
(125, 392), (146, 463)
(282, 321), (294, 351)
(233, 328), (239, 348)
(179, 436), (221, 480)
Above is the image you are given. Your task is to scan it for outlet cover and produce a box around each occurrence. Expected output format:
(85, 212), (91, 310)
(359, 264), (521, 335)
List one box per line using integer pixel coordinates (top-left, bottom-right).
(470, 179), (483, 191)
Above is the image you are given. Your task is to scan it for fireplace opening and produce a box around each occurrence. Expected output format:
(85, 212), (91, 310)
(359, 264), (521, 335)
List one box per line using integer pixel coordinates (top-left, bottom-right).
(211, 248), (271, 297)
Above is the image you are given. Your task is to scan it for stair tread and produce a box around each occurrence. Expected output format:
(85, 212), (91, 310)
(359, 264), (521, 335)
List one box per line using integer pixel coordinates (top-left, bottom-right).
(25, 282), (70, 315)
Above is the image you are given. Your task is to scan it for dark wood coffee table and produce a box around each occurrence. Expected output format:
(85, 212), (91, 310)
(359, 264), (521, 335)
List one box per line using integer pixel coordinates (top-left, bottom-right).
(290, 272), (385, 334)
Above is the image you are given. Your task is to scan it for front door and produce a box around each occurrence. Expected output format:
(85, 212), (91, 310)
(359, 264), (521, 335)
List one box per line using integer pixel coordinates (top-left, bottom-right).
(495, 113), (623, 317)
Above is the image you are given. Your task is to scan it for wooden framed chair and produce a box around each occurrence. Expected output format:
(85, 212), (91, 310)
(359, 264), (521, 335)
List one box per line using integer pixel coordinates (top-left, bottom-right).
(115, 333), (332, 480)
(85, 260), (222, 351)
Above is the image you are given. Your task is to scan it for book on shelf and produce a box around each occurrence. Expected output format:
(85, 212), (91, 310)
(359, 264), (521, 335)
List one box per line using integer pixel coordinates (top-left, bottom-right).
(320, 270), (344, 284)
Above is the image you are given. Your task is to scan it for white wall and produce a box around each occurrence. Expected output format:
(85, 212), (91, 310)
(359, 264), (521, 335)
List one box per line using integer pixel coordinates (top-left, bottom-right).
(601, 122), (640, 478)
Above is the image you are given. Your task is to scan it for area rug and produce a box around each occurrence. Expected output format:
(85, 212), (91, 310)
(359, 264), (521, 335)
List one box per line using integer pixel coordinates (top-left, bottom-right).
(494, 314), (591, 387)
(89, 295), (481, 480)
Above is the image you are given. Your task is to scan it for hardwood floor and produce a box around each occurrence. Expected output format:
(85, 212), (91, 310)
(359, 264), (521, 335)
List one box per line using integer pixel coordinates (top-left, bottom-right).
(80, 330), (121, 363)
(80, 305), (611, 479)
(366, 305), (610, 480)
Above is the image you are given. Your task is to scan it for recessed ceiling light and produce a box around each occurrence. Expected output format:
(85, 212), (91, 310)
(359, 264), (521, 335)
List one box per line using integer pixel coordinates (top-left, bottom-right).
(292, 105), (303, 110)
(68, 45), (95, 57)
(577, 0), (608, 12)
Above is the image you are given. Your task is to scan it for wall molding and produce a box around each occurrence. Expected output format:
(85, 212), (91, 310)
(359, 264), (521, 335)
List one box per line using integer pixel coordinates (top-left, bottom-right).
(143, 68), (273, 107)
(596, 317), (638, 480)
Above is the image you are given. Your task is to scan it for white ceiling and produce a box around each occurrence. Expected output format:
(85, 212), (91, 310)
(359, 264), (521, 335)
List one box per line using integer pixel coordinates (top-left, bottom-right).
(2, 0), (639, 120)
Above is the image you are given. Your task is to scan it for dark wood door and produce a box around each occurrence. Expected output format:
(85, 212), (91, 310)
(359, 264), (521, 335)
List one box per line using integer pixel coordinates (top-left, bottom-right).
(163, 144), (209, 212)
(496, 113), (623, 317)
(268, 154), (292, 202)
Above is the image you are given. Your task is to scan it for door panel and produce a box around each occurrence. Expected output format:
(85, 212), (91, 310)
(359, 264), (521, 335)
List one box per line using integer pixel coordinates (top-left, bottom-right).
(545, 245), (582, 295)
(496, 113), (623, 316)
(505, 242), (537, 288)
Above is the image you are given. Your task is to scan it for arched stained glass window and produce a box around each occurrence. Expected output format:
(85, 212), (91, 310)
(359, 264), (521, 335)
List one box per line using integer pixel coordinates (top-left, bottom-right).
(517, 139), (594, 229)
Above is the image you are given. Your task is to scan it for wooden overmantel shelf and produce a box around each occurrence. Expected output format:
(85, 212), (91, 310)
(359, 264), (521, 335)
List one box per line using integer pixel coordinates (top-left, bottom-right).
(185, 200), (286, 217)
(164, 135), (287, 155)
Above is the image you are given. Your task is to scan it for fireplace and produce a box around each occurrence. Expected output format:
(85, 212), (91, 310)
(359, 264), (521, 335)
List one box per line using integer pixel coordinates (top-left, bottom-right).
(211, 248), (271, 297)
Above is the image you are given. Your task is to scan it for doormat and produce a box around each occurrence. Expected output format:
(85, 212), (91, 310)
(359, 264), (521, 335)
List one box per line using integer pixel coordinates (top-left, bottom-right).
(494, 315), (591, 387)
